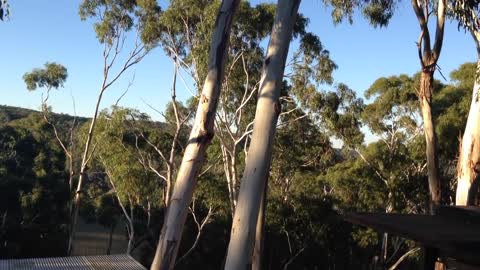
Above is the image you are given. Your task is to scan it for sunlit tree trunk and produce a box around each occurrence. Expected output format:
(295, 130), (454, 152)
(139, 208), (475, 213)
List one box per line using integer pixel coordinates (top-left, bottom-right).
(150, 0), (241, 269)
(411, 0), (445, 211)
(224, 1), (301, 269)
(456, 31), (480, 206)
(419, 69), (441, 207)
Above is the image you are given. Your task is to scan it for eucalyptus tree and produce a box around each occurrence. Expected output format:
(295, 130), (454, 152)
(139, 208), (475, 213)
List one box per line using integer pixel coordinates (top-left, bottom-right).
(224, 2), (302, 269)
(449, 1), (480, 205)
(225, 0), (397, 267)
(151, 3), (334, 268)
(134, 100), (192, 208)
(91, 107), (159, 254)
(410, 0), (447, 209)
(214, 2), (275, 216)
(361, 75), (428, 266)
(194, 2), (335, 217)
(152, 1), (270, 217)
(250, 14), (339, 270)
(23, 63), (82, 255)
(69, 0), (162, 255)
(151, 1), (241, 268)
(264, 109), (337, 269)
(321, 0), (447, 211)
(23, 63), (77, 194)
(362, 75), (424, 201)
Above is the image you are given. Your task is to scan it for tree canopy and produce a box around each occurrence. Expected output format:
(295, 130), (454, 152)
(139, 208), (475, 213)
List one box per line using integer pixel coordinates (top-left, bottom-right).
(3, 0), (480, 269)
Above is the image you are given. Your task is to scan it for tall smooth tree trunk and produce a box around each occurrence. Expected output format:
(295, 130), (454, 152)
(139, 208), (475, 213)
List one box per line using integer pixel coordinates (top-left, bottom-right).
(411, 0), (446, 212)
(68, 88), (107, 255)
(419, 70), (441, 209)
(252, 183), (267, 270)
(224, 1), (301, 269)
(456, 32), (480, 206)
(150, 1), (241, 269)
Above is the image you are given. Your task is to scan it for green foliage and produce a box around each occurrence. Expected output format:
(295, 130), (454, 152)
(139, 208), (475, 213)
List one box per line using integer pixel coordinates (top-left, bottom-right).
(324, 0), (398, 27)
(291, 79), (365, 147)
(0, 105), (38, 124)
(79, 0), (162, 47)
(90, 107), (160, 207)
(0, 116), (69, 258)
(2, 55), (475, 266)
(292, 32), (337, 86)
(450, 62), (477, 89)
(2, 0), (477, 265)
(357, 63), (477, 212)
(23, 63), (68, 91)
(449, 0), (480, 33)
(363, 74), (418, 136)
(361, 0), (396, 27)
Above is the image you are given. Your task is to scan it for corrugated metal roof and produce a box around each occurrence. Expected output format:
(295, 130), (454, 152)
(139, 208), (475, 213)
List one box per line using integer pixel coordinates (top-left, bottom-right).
(0, 254), (147, 270)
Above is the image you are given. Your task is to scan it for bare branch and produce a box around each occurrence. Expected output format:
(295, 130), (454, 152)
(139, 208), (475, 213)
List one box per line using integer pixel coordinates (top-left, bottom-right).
(114, 73), (135, 106)
(411, 0), (431, 56)
(142, 133), (169, 164)
(103, 41), (147, 90)
(175, 201), (214, 266)
(141, 98), (165, 117)
(282, 247), (305, 270)
(416, 30), (425, 69)
(432, 0), (446, 58)
(84, 142), (98, 166)
(276, 114), (307, 130)
(356, 149), (389, 186)
(198, 162), (215, 178)
(387, 247), (420, 270)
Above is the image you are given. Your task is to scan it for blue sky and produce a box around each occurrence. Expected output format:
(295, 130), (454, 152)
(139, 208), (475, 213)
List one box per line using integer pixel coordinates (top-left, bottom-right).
(0, 0), (477, 121)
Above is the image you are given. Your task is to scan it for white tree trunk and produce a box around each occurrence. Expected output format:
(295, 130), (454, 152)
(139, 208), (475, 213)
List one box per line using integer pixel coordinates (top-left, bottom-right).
(126, 203), (135, 255)
(224, 1), (301, 269)
(67, 26), (147, 255)
(68, 87), (106, 255)
(150, 1), (241, 269)
(456, 57), (480, 205)
(251, 184), (267, 270)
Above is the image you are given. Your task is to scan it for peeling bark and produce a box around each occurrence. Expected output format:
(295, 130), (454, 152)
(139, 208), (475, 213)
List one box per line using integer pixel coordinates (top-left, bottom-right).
(419, 70), (441, 208)
(150, 1), (241, 269)
(411, 0), (446, 211)
(224, 1), (301, 269)
(456, 55), (480, 205)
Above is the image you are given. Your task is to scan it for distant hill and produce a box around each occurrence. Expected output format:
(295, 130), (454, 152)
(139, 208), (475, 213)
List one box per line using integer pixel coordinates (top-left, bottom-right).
(0, 105), (87, 125)
(0, 104), (168, 130)
(0, 105), (39, 123)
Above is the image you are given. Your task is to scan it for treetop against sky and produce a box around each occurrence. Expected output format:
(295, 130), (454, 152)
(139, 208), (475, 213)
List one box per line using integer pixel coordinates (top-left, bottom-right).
(0, 0), (476, 121)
